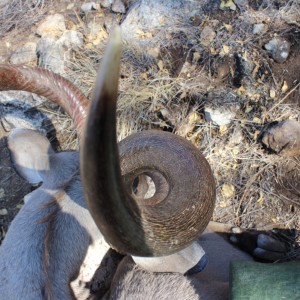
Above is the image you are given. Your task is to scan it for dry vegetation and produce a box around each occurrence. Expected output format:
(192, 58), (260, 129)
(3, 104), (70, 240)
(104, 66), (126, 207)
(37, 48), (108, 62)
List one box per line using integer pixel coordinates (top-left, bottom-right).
(0, 0), (299, 256)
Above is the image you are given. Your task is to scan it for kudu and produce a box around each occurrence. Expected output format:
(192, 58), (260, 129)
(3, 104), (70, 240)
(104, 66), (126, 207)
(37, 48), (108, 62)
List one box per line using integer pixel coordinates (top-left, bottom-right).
(0, 28), (288, 300)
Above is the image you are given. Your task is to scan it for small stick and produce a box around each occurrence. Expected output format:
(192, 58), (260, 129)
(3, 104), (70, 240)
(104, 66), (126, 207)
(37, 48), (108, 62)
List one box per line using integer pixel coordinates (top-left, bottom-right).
(263, 83), (300, 122)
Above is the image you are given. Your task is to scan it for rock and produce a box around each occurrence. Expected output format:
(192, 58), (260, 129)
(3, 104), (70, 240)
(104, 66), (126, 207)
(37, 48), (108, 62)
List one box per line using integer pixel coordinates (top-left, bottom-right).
(9, 42), (37, 65)
(37, 35), (65, 74)
(112, 0), (126, 13)
(121, 0), (201, 45)
(0, 96), (48, 134)
(100, 0), (113, 8)
(0, 208), (8, 216)
(204, 90), (239, 126)
(81, 2), (100, 12)
(261, 120), (300, 156)
(204, 105), (238, 126)
(200, 26), (216, 47)
(86, 20), (108, 45)
(60, 30), (84, 49)
(264, 37), (290, 63)
(37, 30), (83, 74)
(253, 23), (266, 34)
(36, 14), (66, 38)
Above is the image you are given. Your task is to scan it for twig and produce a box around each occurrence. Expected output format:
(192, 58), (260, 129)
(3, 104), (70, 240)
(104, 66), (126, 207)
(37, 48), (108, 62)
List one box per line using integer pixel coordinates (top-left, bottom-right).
(235, 163), (272, 225)
(263, 82), (300, 122)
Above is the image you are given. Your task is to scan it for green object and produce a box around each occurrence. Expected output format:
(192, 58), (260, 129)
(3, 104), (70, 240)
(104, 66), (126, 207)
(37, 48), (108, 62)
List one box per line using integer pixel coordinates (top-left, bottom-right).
(230, 261), (300, 300)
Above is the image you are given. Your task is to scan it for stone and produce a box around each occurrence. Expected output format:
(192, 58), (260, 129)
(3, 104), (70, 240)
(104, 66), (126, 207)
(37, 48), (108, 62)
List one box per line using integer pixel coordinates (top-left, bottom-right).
(204, 106), (238, 126)
(37, 30), (83, 75)
(200, 26), (216, 46)
(112, 0), (126, 13)
(253, 23), (266, 34)
(121, 0), (201, 45)
(81, 2), (100, 12)
(264, 37), (290, 63)
(261, 120), (300, 156)
(37, 35), (65, 74)
(10, 42), (37, 65)
(100, 0), (113, 8)
(60, 30), (84, 49)
(36, 14), (66, 38)
(0, 95), (48, 134)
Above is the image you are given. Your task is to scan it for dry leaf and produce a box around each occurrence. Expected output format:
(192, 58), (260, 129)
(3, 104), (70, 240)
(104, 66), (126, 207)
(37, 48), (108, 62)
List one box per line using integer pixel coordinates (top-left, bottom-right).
(219, 199), (231, 208)
(219, 125), (228, 135)
(245, 104), (253, 113)
(281, 81), (288, 93)
(148, 47), (160, 58)
(251, 163), (260, 169)
(193, 52), (201, 62)
(232, 147), (240, 156)
(158, 60), (164, 71)
(136, 28), (145, 36)
(252, 117), (261, 124)
(220, 0), (237, 10)
(253, 130), (260, 140)
(140, 72), (148, 80)
(223, 44), (230, 54)
(188, 112), (200, 124)
(270, 89), (276, 98)
(210, 47), (217, 55)
(222, 184), (235, 198)
(257, 191), (264, 205)
(224, 23), (233, 33)
(237, 85), (246, 95)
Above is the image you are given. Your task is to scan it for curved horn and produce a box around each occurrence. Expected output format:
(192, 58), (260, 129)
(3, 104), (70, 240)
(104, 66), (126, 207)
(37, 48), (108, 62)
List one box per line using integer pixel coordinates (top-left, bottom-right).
(81, 27), (216, 257)
(0, 65), (89, 134)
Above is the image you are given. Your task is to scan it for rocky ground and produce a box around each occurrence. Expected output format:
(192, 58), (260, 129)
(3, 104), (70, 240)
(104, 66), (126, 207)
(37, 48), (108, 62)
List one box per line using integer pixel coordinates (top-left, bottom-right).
(0, 0), (299, 256)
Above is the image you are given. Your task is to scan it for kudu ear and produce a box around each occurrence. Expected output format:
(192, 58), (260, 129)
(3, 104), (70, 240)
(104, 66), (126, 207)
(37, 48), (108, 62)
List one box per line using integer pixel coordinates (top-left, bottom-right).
(8, 128), (54, 184)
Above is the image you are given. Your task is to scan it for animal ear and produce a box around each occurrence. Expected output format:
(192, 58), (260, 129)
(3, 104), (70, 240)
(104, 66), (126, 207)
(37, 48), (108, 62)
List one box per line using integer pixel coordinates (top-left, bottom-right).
(7, 128), (54, 184)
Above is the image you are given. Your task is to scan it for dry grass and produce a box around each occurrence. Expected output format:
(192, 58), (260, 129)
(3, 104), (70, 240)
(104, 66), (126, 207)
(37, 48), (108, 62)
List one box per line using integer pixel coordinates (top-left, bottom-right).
(65, 1), (300, 237)
(0, 0), (53, 37)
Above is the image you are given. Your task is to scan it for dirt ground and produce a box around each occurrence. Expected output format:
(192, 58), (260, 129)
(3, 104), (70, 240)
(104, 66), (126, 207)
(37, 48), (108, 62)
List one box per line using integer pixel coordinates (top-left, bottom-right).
(0, 0), (299, 255)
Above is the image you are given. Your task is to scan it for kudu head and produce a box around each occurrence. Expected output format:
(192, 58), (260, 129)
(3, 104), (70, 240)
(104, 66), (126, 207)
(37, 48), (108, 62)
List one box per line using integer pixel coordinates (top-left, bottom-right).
(0, 27), (216, 257)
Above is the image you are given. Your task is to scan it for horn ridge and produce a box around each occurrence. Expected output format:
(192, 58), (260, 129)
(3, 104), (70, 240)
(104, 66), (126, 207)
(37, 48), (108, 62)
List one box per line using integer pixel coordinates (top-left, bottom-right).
(0, 64), (89, 133)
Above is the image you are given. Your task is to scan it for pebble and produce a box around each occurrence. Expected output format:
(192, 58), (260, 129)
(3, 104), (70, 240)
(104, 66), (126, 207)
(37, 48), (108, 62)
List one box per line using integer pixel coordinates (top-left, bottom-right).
(100, 0), (113, 8)
(112, 0), (126, 13)
(0, 208), (8, 216)
(81, 2), (100, 12)
(264, 37), (290, 63)
(204, 106), (237, 126)
(253, 23), (266, 34)
(60, 30), (84, 48)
